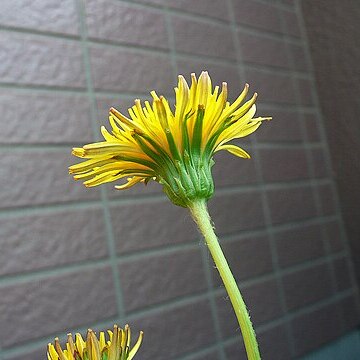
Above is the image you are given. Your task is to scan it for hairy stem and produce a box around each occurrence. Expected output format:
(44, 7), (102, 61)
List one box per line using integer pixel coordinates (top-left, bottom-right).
(188, 199), (261, 360)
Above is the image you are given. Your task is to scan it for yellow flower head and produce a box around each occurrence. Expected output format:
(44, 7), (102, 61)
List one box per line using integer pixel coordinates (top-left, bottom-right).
(47, 324), (143, 360)
(70, 71), (271, 207)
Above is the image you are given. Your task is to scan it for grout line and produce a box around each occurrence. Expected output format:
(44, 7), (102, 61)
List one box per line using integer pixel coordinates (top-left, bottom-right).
(0, 177), (337, 218)
(0, 259), (111, 287)
(124, 292), (210, 323)
(0, 81), (87, 93)
(86, 36), (171, 56)
(243, 61), (311, 78)
(177, 345), (219, 360)
(120, 0), (230, 27)
(216, 286), (355, 331)
(163, 2), (178, 80)
(0, 28), (311, 78)
(236, 23), (302, 45)
(226, 0), (296, 356)
(0, 82), (146, 98)
(0, 24), (81, 40)
(74, 0), (125, 320)
(0, 239), (347, 289)
(0, 82), (317, 112)
(295, 0), (360, 328)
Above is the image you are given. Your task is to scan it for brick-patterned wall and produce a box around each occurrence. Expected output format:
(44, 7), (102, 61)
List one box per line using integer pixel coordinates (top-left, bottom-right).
(301, 0), (360, 291)
(0, 1), (358, 359)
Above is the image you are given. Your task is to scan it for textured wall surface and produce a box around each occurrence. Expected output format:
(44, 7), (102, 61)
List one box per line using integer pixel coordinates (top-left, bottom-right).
(0, 1), (359, 359)
(301, 0), (360, 288)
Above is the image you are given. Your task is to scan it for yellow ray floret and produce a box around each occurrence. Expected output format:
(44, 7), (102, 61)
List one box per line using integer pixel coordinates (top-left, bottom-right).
(47, 324), (143, 360)
(70, 71), (271, 206)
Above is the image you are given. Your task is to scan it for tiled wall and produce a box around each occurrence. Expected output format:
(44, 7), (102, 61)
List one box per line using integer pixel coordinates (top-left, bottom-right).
(0, 1), (358, 359)
(301, 0), (360, 289)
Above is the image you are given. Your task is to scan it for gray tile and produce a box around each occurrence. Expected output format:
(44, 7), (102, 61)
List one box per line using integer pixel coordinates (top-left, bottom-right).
(4, 347), (45, 360)
(95, 96), (139, 122)
(280, 0), (296, 8)
(304, 112), (321, 142)
(259, 148), (310, 183)
(224, 341), (247, 360)
(257, 324), (291, 360)
(0, 266), (117, 347)
(90, 46), (173, 95)
(212, 150), (258, 188)
(0, 33), (86, 88)
(281, 9), (302, 38)
(212, 235), (273, 285)
(86, 0), (168, 49)
(232, 0), (282, 34)
(129, 300), (216, 360)
(0, 208), (108, 276)
(172, 16), (236, 60)
(0, 0), (78, 35)
(0, 92), (93, 144)
(238, 31), (289, 69)
(325, 220), (344, 253)
(275, 223), (325, 268)
(333, 257), (352, 292)
(267, 186), (317, 224)
(339, 295), (360, 332)
(311, 148), (329, 178)
(282, 264), (333, 310)
(292, 302), (343, 356)
(255, 109), (304, 143)
(245, 69), (297, 104)
(243, 279), (283, 326)
(0, 150), (100, 209)
(289, 43), (309, 72)
(168, 0), (229, 21)
(297, 78), (315, 105)
(209, 191), (265, 235)
(318, 183), (337, 216)
(111, 199), (197, 254)
(120, 248), (206, 311)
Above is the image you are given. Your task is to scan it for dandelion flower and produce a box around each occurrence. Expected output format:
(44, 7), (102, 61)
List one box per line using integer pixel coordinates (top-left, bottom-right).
(47, 324), (143, 360)
(70, 71), (270, 207)
(69, 72), (271, 359)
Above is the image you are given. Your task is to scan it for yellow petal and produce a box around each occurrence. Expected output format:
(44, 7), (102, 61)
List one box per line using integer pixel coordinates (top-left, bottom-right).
(86, 329), (101, 360)
(216, 144), (251, 159)
(75, 333), (86, 357)
(128, 331), (144, 360)
(47, 344), (58, 360)
(115, 176), (143, 190)
(54, 338), (67, 360)
(66, 333), (76, 360)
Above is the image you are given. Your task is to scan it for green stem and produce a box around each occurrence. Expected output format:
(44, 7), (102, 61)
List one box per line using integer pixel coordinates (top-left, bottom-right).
(188, 199), (261, 360)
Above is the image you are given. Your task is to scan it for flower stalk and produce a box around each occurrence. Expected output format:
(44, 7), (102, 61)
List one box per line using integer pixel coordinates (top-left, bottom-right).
(188, 199), (261, 360)
(69, 71), (271, 359)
